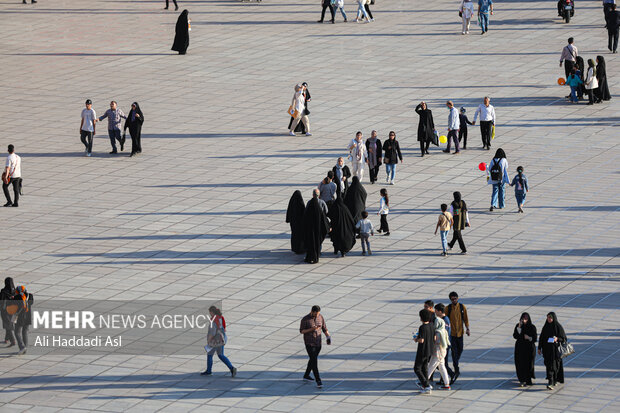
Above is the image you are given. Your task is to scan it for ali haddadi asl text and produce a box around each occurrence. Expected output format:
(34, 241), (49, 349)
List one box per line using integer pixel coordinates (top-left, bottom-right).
(34, 335), (122, 348)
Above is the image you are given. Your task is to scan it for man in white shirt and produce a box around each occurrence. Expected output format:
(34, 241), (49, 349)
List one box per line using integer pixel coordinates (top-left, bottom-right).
(80, 99), (97, 157)
(443, 101), (461, 154)
(559, 37), (578, 79)
(3, 145), (22, 207)
(472, 96), (496, 150)
(348, 131), (368, 181)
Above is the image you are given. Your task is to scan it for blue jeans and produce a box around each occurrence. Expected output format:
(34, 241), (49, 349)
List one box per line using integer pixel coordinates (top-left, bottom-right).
(491, 183), (505, 208)
(385, 163), (396, 181)
(440, 230), (449, 253)
(357, 1), (369, 19)
(335, 6), (347, 19)
(206, 346), (234, 373)
(360, 233), (370, 252)
(480, 12), (489, 32)
(515, 192), (526, 207)
(569, 86), (578, 102)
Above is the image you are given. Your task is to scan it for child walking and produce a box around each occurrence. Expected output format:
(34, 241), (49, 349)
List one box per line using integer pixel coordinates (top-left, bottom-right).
(510, 166), (529, 213)
(566, 68), (583, 103)
(434, 204), (453, 256)
(355, 210), (374, 255)
(377, 188), (390, 236)
(458, 107), (473, 149)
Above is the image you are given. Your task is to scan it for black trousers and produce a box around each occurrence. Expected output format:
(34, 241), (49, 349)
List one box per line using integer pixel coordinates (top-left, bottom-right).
(587, 89), (595, 104)
(448, 229), (466, 252)
(414, 355), (431, 388)
(419, 140), (430, 155)
(3, 178), (22, 205)
(80, 130), (93, 153)
(609, 29), (619, 52)
(458, 128), (468, 148)
(369, 165), (380, 183)
(364, 4), (373, 19)
(379, 214), (389, 233)
(480, 121), (493, 148)
(320, 4), (335, 22)
(165, 0), (178, 8)
(564, 60), (575, 80)
(305, 344), (322, 382)
(128, 128), (142, 154)
(4, 326), (15, 345)
(450, 336), (464, 370)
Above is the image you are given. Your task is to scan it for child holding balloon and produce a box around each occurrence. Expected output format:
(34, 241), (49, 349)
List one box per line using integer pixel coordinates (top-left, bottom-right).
(509, 166), (529, 213)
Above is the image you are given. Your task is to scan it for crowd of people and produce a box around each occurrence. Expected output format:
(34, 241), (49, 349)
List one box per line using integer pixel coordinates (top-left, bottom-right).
(560, 38), (612, 105)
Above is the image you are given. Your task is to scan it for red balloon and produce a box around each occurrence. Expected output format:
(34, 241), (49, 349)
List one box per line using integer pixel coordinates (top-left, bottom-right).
(478, 162), (486, 171)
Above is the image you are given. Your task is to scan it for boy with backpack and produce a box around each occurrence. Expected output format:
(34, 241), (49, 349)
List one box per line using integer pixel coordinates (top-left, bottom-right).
(434, 204), (453, 256)
(487, 148), (509, 211)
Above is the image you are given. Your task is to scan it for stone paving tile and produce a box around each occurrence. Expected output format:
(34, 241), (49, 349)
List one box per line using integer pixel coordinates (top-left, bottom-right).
(1, 0), (620, 412)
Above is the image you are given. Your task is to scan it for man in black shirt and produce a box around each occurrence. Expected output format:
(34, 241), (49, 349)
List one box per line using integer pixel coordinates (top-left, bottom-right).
(414, 309), (435, 394)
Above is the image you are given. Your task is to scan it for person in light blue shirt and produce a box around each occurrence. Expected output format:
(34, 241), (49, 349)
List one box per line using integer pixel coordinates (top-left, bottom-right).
(478, 0), (493, 34)
(443, 101), (461, 154)
(487, 148), (510, 211)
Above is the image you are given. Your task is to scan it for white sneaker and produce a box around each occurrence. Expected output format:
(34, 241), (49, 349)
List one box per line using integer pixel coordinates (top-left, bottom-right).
(390, 180), (394, 185)
(87, 153), (92, 157)
(386, 176), (390, 183)
(288, 131), (295, 136)
(306, 132), (312, 136)
(370, 18), (374, 22)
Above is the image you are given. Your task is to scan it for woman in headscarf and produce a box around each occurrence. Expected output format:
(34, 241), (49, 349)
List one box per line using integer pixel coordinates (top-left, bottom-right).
(328, 197), (356, 257)
(538, 312), (567, 390)
(585, 58), (599, 105)
(124, 102), (144, 157)
(595, 55), (611, 102)
(286, 190), (306, 254)
(1, 277), (16, 346)
(303, 197), (330, 264)
(365, 130), (382, 184)
(288, 82), (311, 134)
(513, 312), (537, 387)
(415, 101), (435, 157)
(487, 148), (509, 211)
(171, 10), (190, 55)
(447, 191), (469, 254)
(344, 176), (367, 223)
(427, 317), (451, 389)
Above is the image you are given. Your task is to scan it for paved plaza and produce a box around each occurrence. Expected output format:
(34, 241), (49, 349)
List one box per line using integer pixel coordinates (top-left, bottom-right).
(1, 0), (619, 411)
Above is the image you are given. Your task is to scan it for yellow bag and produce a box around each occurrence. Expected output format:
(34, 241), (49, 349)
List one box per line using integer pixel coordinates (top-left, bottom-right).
(287, 106), (300, 119)
(491, 124), (496, 140)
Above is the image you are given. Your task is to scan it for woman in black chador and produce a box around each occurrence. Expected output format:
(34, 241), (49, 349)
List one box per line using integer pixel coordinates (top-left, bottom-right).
(286, 190), (306, 254)
(124, 102), (144, 157)
(595, 55), (611, 102)
(288, 82), (311, 134)
(303, 197), (330, 264)
(513, 312), (537, 387)
(328, 197), (356, 257)
(344, 176), (367, 222)
(172, 10), (190, 55)
(538, 312), (567, 390)
(415, 101), (435, 156)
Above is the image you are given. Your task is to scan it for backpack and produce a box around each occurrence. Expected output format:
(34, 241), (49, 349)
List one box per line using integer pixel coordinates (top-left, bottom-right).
(489, 158), (503, 181)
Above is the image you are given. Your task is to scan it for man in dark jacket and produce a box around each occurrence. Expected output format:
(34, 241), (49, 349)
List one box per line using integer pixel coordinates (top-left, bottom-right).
(14, 285), (33, 355)
(606, 4), (620, 53)
(332, 157), (352, 196)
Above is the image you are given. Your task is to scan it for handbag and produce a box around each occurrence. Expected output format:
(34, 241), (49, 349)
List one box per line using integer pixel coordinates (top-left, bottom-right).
(287, 105), (300, 119)
(491, 124), (496, 140)
(459, 11), (462, 17)
(431, 129), (439, 146)
(558, 341), (575, 359)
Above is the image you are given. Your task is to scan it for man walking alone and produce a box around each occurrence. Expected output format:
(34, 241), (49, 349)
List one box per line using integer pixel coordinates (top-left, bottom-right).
(300, 305), (331, 388)
(3, 145), (22, 208)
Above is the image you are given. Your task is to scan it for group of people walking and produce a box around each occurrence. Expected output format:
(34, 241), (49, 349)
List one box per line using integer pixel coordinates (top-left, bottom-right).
(560, 38), (612, 105)
(80, 99), (144, 157)
(1, 277), (33, 355)
(317, 0), (375, 24)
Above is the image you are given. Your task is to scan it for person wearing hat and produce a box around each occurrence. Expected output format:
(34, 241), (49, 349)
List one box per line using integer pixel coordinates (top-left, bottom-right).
(458, 107), (473, 150)
(80, 99), (97, 157)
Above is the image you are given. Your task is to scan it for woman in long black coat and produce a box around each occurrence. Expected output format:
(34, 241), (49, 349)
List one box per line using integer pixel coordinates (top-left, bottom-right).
(415, 101), (435, 157)
(513, 312), (537, 386)
(595, 55), (611, 102)
(303, 197), (330, 264)
(328, 197), (356, 257)
(344, 176), (367, 223)
(538, 312), (567, 390)
(124, 102), (144, 157)
(286, 190), (306, 254)
(172, 10), (190, 55)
